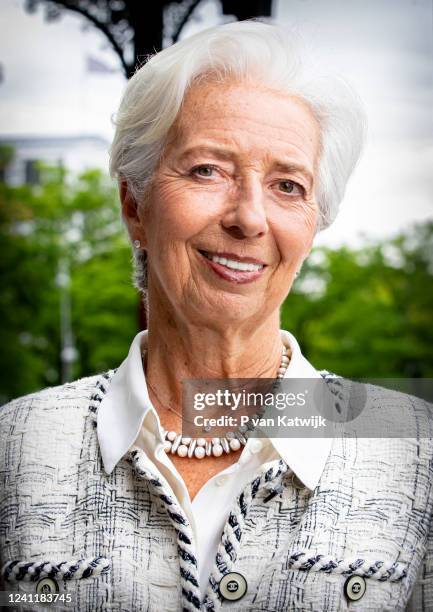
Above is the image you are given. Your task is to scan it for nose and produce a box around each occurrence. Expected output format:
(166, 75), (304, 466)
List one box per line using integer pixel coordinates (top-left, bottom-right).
(220, 177), (269, 238)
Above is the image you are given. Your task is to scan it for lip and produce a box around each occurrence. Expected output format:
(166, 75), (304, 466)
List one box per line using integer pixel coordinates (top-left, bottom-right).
(197, 249), (267, 285)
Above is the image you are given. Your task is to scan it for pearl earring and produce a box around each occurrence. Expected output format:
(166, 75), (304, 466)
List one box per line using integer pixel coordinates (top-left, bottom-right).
(133, 240), (141, 249)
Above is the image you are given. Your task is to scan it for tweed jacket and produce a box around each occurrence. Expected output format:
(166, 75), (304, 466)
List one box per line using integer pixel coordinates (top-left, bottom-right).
(0, 369), (432, 612)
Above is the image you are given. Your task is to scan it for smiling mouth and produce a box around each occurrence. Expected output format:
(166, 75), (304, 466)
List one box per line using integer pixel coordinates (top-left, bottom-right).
(198, 250), (266, 272)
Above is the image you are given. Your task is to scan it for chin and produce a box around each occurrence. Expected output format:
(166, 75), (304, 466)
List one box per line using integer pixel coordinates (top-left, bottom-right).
(193, 292), (268, 325)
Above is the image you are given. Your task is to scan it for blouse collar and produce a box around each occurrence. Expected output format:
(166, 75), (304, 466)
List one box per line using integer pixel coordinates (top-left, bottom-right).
(97, 329), (333, 490)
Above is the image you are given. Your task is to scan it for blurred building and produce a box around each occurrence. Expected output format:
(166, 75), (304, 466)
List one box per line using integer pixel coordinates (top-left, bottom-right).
(0, 134), (110, 185)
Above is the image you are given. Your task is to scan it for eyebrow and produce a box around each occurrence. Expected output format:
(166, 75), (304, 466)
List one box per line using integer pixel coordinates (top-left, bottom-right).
(177, 145), (314, 187)
(178, 145), (235, 162)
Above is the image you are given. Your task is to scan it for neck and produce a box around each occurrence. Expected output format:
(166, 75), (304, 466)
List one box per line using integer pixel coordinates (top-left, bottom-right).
(144, 302), (285, 416)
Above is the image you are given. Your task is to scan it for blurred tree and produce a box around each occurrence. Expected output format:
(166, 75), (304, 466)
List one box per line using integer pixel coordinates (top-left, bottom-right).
(0, 161), (137, 403)
(0, 145), (14, 175)
(281, 222), (433, 378)
(24, 0), (272, 78)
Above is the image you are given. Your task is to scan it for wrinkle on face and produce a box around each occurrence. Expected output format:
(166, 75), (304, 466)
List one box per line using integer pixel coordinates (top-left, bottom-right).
(139, 78), (321, 330)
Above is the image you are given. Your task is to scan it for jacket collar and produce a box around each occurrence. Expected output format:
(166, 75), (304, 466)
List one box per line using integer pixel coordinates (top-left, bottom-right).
(97, 329), (333, 490)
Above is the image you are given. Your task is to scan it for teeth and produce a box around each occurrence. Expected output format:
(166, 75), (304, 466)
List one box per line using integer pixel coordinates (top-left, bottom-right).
(203, 251), (263, 272)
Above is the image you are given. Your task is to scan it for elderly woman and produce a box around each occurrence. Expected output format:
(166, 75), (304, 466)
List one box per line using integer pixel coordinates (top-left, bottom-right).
(1, 20), (432, 612)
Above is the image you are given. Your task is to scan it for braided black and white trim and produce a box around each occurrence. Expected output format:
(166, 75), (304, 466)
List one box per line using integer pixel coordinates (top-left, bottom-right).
(2, 556), (110, 583)
(202, 458), (289, 611)
(128, 446), (202, 612)
(88, 370), (117, 418)
(285, 550), (407, 581)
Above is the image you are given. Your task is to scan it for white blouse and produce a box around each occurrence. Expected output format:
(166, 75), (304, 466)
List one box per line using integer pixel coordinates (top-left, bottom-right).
(97, 329), (332, 600)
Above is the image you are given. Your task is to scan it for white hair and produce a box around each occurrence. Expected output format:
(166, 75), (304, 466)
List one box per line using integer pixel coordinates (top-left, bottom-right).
(109, 19), (367, 295)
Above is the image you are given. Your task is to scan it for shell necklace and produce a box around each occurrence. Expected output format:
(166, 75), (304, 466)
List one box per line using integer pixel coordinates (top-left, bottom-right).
(141, 344), (291, 459)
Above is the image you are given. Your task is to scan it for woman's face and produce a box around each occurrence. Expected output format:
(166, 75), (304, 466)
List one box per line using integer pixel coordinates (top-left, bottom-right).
(131, 79), (320, 327)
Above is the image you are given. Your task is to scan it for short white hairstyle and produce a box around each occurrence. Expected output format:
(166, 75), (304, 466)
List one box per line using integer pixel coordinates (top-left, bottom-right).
(109, 19), (367, 295)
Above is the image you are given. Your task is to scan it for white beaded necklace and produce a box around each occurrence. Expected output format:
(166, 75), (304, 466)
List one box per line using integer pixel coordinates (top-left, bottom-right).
(142, 344), (291, 459)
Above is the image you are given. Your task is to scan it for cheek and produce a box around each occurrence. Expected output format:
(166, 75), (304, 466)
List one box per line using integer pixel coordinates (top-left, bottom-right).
(148, 181), (210, 245)
(271, 204), (318, 262)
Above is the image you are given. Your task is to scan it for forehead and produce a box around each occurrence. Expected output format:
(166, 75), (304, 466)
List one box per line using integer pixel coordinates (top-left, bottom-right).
(169, 79), (321, 168)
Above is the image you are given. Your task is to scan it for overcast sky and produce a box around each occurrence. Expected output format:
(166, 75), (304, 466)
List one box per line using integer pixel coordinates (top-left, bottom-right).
(0, 0), (431, 247)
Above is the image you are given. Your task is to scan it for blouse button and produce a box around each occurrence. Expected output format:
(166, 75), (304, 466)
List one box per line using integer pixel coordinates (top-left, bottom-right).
(215, 475), (228, 487)
(36, 577), (59, 595)
(218, 572), (248, 601)
(344, 575), (366, 601)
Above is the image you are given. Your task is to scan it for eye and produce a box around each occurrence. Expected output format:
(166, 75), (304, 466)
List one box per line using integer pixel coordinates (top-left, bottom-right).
(277, 180), (303, 196)
(191, 164), (217, 178)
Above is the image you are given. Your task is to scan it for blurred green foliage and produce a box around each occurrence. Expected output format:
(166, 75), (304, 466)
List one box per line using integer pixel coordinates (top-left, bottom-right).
(281, 223), (433, 378)
(0, 157), (432, 403)
(0, 161), (137, 404)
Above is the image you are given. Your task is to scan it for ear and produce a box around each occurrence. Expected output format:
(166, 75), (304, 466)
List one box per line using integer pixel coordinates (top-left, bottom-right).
(119, 179), (147, 248)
